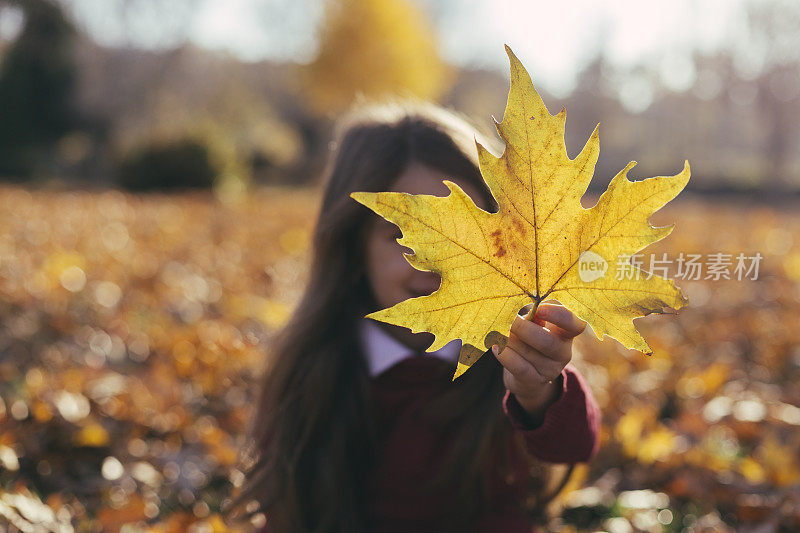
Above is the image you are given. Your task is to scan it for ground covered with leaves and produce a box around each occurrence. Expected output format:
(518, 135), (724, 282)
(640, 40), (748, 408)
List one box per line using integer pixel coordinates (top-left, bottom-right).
(1, 186), (799, 532)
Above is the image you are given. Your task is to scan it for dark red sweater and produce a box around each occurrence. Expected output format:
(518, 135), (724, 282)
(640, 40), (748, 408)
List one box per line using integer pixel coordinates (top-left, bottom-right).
(260, 354), (600, 532)
(366, 354), (600, 532)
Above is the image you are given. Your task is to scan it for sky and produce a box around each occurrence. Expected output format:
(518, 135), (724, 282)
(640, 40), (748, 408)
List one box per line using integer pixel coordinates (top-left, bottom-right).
(11, 0), (751, 99)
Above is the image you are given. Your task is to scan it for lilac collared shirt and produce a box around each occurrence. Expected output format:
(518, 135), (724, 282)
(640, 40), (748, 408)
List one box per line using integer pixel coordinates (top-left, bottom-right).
(358, 318), (462, 377)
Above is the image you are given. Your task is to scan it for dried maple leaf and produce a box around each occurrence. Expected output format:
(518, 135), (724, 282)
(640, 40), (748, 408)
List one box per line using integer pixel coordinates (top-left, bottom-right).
(351, 45), (690, 380)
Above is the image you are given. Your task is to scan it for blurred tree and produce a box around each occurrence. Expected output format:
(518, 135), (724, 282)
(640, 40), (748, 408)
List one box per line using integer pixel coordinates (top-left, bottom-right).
(303, 0), (452, 115)
(0, 0), (78, 179)
(741, 0), (800, 192)
(111, 0), (202, 48)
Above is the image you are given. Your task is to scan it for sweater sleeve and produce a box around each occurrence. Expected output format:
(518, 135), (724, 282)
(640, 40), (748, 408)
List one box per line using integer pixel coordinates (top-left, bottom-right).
(502, 362), (601, 463)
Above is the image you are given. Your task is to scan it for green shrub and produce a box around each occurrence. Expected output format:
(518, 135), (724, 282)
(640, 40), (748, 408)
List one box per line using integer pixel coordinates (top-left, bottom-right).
(118, 138), (218, 191)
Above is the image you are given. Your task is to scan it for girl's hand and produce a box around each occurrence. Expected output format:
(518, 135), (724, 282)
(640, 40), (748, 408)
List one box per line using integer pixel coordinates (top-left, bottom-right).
(491, 302), (586, 423)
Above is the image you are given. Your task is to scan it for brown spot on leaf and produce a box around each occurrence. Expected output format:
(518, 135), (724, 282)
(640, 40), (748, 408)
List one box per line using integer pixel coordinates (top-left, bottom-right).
(511, 218), (526, 236)
(490, 228), (503, 252)
(494, 247), (506, 258)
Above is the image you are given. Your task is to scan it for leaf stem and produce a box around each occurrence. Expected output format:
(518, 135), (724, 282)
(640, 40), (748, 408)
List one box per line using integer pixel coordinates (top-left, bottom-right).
(524, 297), (542, 321)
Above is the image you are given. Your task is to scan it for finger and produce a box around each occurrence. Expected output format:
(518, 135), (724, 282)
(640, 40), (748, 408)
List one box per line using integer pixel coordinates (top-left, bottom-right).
(493, 344), (554, 386)
(535, 303), (586, 339)
(504, 335), (568, 376)
(509, 315), (562, 359)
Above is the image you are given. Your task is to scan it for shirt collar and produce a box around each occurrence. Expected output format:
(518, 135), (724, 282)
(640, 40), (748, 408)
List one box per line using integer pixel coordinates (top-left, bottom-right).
(359, 318), (461, 377)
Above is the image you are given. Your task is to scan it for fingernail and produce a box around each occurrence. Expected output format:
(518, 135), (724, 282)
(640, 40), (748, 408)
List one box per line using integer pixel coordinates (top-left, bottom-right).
(491, 344), (499, 356)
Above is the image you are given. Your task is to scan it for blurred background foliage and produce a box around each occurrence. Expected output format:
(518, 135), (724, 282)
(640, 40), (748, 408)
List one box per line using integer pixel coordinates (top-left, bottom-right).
(302, 0), (451, 114)
(1, 0), (800, 531)
(0, 0), (798, 194)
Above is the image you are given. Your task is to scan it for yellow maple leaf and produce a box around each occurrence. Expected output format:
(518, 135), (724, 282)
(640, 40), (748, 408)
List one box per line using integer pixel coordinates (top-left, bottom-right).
(351, 45), (690, 380)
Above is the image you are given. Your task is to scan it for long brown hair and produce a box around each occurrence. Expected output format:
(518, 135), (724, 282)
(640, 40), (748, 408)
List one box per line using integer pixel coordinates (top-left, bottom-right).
(228, 100), (568, 532)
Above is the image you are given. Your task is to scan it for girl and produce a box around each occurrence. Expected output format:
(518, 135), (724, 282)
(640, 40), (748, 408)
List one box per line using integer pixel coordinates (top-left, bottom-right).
(230, 101), (601, 532)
